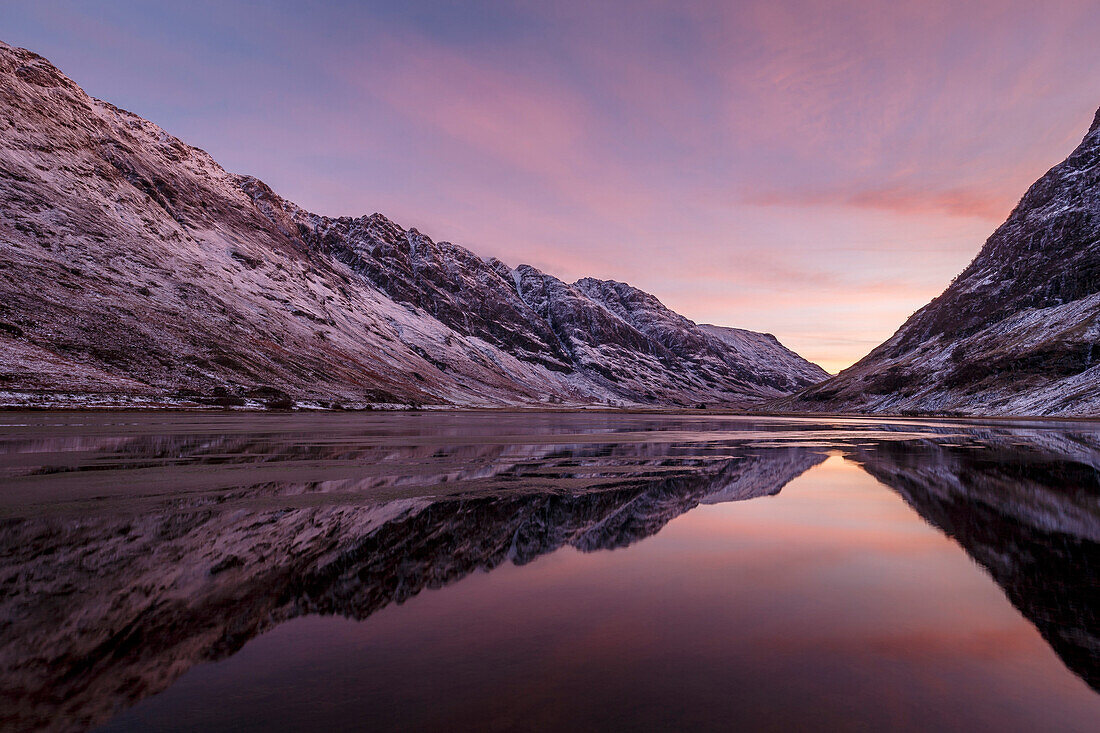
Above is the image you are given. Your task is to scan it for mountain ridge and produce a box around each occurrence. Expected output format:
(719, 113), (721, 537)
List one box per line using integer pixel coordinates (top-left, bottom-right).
(0, 40), (826, 409)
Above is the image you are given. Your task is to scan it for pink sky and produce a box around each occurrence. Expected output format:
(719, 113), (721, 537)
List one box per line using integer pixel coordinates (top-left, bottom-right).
(6, 1), (1100, 372)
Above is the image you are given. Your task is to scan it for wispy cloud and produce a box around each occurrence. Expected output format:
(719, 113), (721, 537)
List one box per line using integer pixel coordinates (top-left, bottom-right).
(5, 0), (1100, 369)
(744, 185), (1016, 221)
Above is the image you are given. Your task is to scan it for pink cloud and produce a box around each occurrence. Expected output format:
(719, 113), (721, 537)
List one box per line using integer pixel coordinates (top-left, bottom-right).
(16, 1), (1099, 370)
(744, 185), (1016, 221)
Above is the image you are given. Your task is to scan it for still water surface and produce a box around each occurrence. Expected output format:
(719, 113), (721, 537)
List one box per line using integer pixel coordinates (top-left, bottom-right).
(0, 412), (1097, 731)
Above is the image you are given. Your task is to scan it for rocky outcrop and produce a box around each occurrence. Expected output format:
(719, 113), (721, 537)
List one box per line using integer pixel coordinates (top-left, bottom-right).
(780, 106), (1100, 416)
(0, 40), (824, 409)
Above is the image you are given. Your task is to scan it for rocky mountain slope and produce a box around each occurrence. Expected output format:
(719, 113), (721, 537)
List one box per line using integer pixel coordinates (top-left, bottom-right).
(699, 324), (829, 387)
(780, 107), (1100, 416)
(0, 40), (825, 409)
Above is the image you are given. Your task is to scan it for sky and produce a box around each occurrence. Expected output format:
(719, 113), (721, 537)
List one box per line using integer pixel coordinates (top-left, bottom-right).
(4, 1), (1100, 373)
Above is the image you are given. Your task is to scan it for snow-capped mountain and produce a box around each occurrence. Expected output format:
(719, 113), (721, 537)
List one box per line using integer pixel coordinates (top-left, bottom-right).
(698, 324), (830, 389)
(780, 106), (1100, 416)
(0, 40), (824, 409)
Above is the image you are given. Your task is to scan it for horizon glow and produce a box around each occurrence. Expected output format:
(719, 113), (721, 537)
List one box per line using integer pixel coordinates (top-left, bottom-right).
(4, 0), (1100, 373)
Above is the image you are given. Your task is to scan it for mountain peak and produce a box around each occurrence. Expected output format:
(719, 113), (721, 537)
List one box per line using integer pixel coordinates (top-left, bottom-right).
(0, 40), (77, 92)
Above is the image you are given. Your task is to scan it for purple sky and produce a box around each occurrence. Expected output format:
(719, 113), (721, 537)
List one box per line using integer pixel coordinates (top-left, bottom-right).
(6, 1), (1100, 371)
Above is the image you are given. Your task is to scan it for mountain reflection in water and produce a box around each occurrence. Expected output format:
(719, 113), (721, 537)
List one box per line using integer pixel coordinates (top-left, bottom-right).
(0, 413), (1097, 732)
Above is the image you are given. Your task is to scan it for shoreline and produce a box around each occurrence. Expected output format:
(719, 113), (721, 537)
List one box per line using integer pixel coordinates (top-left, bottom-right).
(0, 403), (1097, 423)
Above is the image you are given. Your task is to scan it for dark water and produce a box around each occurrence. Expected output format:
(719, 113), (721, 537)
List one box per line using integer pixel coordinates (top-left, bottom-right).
(0, 412), (1097, 732)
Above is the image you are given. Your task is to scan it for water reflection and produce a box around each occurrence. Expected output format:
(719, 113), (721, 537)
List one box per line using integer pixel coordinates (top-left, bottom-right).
(853, 438), (1100, 691)
(0, 413), (1097, 732)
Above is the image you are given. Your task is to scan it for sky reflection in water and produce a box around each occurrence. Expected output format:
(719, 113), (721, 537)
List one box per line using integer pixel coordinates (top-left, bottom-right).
(0, 413), (1096, 732)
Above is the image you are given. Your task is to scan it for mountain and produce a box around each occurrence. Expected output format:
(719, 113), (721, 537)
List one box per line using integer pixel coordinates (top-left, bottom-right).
(779, 107), (1100, 416)
(0, 41), (824, 409)
(698, 324), (829, 387)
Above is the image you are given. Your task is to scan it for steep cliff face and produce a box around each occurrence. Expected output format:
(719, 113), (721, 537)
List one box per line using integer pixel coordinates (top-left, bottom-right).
(781, 107), (1100, 416)
(0, 40), (824, 409)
